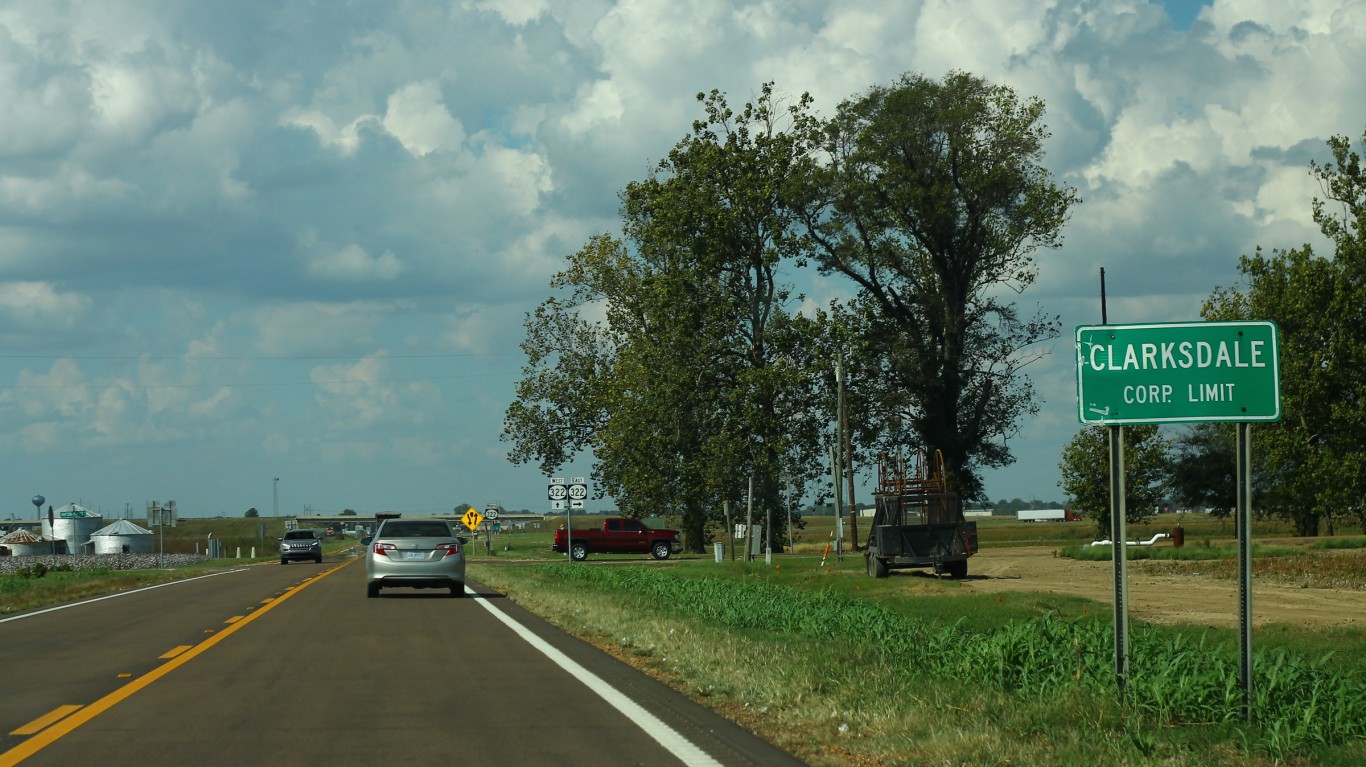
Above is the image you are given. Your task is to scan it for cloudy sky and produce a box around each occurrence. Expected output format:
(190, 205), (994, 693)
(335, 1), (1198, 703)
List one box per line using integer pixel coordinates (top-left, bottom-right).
(1, 0), (1361, 520)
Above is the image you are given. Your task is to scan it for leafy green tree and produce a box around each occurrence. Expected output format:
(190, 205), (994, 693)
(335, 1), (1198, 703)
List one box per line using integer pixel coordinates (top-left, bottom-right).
(1059, 425), (1169, 538)
(244, 508), (259, 518)
(502, 234), (623, 477)
(504, 87), (826, 551)
(790, 71), (1079, 503)
(1204, 126), (1366, 535)
(341, 509), (357, 516)
(1167, 423), (1238, 517)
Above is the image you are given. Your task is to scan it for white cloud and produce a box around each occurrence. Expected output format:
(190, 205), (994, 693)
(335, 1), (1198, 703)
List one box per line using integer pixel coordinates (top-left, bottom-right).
(465, 0), (551, 27)
(0, 0), (1363, 512)
(383, 80), (466, 157)
(249, 302), (388, 357)
(308, 243), (405, 282)
(281, 108), (381, 156)
(0, 282), (91, 328)
(309, 355), (445, 430)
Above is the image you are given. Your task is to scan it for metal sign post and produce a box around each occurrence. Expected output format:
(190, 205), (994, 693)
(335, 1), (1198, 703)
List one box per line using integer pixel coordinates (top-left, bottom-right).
(1236, 423), (1254, 721)
(549, 477), (567, 561)
(1108, 426), (1130, 689)
(1077, 319), (1280, 716)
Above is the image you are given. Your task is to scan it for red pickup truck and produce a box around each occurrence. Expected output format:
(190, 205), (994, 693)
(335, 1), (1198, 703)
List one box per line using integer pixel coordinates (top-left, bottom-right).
(553, 517), (683, 561)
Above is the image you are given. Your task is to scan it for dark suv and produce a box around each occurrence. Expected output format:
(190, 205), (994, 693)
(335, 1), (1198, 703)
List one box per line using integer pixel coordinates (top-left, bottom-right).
(280, 529), (323, 564)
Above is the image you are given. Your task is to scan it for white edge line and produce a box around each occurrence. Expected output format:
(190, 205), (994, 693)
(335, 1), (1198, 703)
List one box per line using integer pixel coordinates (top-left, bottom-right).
(0, 569), (249, 624)
(469, 586), (724, 767)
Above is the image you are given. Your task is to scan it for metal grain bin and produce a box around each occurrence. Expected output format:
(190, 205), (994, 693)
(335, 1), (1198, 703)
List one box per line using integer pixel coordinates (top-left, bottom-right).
(91, 519), (155, 555)
(43, 503), (103, 554)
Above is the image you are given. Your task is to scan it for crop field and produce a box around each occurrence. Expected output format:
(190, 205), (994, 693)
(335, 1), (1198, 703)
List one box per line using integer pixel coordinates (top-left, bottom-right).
(468, 513), (1366, 766)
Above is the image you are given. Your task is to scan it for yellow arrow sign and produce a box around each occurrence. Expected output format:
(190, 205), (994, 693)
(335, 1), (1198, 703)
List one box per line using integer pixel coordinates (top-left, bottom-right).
(461, 508), (484, 531)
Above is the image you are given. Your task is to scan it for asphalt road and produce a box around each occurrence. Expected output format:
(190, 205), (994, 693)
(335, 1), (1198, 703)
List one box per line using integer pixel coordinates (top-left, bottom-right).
(0, 554), (806, 767)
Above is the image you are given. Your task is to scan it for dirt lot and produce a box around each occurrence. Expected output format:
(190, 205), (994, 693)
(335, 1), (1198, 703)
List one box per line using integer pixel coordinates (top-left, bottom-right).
(961, 546), (1366, 629)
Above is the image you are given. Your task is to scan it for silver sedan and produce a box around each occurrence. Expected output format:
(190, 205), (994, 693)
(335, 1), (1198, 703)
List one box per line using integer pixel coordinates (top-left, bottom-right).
(364, 519), (468, 598)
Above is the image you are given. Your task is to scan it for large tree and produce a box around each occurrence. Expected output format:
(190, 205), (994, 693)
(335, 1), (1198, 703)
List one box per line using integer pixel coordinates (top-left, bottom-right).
(504, 87), (827, 551)
(1203, 126), (1366, 535)
(1058, 425), (1169, 538)
(616, 85), (827, 550)
(790, 71), (1079, 503)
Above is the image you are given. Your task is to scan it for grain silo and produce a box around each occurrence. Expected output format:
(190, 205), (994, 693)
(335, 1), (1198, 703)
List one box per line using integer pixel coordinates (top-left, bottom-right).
(43, 503), (103, 554)
(91, 519), (155, 554)
(0, 528), (47, 556)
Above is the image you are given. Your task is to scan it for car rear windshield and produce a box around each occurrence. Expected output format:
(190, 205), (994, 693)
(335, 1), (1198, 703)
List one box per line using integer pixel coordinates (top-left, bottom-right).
(380, 522), (451, 538)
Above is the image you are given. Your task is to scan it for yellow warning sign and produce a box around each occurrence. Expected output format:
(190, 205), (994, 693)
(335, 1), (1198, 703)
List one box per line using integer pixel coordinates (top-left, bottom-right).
(460, 508), (484, 531)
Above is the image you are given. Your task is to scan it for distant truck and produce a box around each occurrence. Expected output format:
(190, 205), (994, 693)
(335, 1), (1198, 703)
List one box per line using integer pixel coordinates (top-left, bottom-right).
(1016, 509), (1081, 522)
(553, 517), (683, 561)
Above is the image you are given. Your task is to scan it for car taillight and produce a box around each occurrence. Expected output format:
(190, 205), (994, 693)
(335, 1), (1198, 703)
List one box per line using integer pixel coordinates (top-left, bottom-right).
(373, 542), (397, 557)
(436, 542), (462, 557)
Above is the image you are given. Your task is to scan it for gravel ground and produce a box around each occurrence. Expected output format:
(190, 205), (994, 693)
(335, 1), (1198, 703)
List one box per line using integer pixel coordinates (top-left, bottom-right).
(0, 553), (209, 574)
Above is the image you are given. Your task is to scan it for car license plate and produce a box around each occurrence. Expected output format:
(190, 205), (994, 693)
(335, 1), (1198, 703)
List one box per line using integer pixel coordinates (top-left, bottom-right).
(404, 551), (428, 560)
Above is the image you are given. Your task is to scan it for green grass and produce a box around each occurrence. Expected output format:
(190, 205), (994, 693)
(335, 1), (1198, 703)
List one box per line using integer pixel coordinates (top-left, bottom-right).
(1312, 536), (1366, 550)
(1060, 542), (1303, 561)
(0, 566), (216, 614)
(470, 558), (1366, 766)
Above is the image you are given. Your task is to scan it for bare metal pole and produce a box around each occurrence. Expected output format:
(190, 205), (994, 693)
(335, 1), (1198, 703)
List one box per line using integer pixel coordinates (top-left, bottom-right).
(1100, 268), (1108, 324)
(725, 500), (734, 562)
(1109, 425), (1130, 690)
(830, 444), (844, 562)
(1237, 423), (1254, 721)
(837, 358), (858, 550)
(1101, 272), (1129, 691)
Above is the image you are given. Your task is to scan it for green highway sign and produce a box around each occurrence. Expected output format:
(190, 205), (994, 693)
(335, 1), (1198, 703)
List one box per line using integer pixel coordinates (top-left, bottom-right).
(1076, 321), (1281, 425)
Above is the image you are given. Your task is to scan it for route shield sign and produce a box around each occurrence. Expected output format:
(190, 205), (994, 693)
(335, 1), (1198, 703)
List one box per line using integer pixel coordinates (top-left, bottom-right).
(1076, 321), (1281, 425)
(568, 480), (587, 510)
(548, 477), (567, 511)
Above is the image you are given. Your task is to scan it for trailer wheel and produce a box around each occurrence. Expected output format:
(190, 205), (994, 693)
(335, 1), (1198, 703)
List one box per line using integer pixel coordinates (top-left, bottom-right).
(945, 559), (968, 579)
(866, 552), (889, 579)
(569, 541), (590, 561)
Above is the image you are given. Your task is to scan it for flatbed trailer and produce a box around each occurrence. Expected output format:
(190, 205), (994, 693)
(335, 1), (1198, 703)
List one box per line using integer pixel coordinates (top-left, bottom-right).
(864, 451), (977, 579)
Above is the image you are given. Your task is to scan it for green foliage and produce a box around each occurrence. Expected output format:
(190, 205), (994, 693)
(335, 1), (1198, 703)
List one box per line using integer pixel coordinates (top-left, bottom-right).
(1168, 423), (1238, 516)
(1058, 424), (1169, 536)
(522, 563), (1366, 757)
(504, 86), (829, 551)
(244, 507), (259, 518)
(1060, 543), (1299, 561)
(790, 71), (1079, 503)
(1203, 125), (1366, 536)
(12, 562), (49, 579)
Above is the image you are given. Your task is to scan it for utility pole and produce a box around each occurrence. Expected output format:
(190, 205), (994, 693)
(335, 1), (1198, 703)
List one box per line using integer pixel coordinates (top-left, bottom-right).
(836, 358), (858, 550)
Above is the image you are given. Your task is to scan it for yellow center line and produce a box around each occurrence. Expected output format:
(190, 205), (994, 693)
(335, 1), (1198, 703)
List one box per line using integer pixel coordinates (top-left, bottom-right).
(225, 616), (244, 624)
(10, 707), (81, 737)
(158, 646), (193, 660)
(0, 557), (359, 767)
